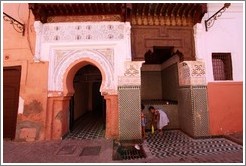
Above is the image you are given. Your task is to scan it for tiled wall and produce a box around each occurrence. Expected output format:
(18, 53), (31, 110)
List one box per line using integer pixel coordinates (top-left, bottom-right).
(178, 86), (209, 137)
(118, 86), (142, 140)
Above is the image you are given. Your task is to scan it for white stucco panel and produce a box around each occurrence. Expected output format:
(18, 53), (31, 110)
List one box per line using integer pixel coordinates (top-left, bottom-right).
(34, 21), (132, 95)
(178, 61), (206, 86)
(118, 61), (144, 86)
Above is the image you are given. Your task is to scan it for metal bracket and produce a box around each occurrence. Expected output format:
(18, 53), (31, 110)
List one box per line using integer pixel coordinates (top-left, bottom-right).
(3, 12), (25, 36)
(205, 3), (230, 31)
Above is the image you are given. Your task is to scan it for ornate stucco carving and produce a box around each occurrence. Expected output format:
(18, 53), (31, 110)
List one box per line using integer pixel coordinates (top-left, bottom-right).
(47, 15), (122, 23)
(41, 22), (129, 43)
(118, 61), (144, 86)
(178, 61), (206, 86)
(35, 21), (132, 96)
(49, 49), (115, 94)
(94, 49), (114, 67)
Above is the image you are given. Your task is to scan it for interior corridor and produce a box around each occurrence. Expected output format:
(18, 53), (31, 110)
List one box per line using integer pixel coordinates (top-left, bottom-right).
(65, 64), (106, 140)
(65, 112), (105, 140)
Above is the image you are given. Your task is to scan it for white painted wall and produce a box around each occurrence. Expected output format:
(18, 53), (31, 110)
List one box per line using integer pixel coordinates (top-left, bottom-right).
(34, 21), (132, 94)
(194, 2), (244, 82)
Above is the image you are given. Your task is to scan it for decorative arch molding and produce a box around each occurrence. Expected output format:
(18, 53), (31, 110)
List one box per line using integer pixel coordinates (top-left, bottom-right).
(33, 21), (140, 140)
(34, 21), (132, 97)
(49, 49), (116, 96)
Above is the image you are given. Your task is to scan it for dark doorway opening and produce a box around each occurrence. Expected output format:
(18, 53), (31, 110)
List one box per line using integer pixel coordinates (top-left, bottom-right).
(3, 66), (21, 139)
(92, 81), (106, 125)
(67, 64), (106, 140)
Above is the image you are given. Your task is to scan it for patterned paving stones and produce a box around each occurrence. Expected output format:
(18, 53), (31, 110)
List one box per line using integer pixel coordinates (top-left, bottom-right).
(146, 130), (243, 160)
(2, 113), (244, 164)
(64, 113), (105, 140)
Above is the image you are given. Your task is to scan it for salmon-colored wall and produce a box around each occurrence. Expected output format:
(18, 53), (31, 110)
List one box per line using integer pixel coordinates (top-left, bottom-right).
(46, 96), (70, 140)
(104, 95), (119, 139)
(3, 3), (36, 58)
(3, 3), (49, 141)
(207, 82), (243, 135)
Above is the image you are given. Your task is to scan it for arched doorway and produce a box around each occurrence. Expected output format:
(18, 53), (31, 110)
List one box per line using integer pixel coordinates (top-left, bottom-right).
(67, 64), (106, 139)
(35, 22), (133, 140)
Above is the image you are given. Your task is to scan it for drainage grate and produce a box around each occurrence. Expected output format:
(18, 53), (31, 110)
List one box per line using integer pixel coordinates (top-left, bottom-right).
(113, 141), (146, 160)
(118, 146), (146, 160)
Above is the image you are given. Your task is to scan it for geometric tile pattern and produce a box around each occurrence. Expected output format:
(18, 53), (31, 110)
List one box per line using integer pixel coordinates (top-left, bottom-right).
(178, 87), (194, 136)
(64, 113), (105, 140)
(191, 86), (209, 137)
(178, 86), (209, 137)
(118, 86), (142, 140)
(146, 130), (243, 158)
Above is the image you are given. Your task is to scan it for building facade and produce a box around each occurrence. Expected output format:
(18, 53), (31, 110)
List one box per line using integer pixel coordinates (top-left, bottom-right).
(2, 2), (244, 142)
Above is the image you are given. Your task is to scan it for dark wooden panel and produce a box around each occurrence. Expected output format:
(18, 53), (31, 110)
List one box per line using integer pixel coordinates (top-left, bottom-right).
(131, 26), (195, 62)
(3, 66), (21, 139)
(29, 3), (207, 24)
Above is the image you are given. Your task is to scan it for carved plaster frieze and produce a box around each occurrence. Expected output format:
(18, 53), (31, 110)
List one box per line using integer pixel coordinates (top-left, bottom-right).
(49, 49), (115, 94)
(124, 61), (143, 77)
(191, 64), (205, 77)
(47, 15), (122, 23)
(94, 49), (114, 67)
(35, 21), (132, 96)
(119, 61), (144, 86)
(52, 48), (114, 70)
(41, 22), (130, 43)
(178, 61), (206, 86)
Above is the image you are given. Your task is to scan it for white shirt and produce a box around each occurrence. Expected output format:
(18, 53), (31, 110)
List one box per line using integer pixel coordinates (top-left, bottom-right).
(157, 109), (169, 129)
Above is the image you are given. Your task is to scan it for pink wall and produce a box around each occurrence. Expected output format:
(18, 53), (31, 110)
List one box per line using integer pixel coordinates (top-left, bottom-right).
(3, 3), (49, 141)
(207, 82), (243, 135)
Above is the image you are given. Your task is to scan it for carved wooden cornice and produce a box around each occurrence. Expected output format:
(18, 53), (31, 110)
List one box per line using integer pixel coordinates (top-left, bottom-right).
(29, 3), (207, 26)
(131, 3), (207, 26)
(29, 3), (126, 23)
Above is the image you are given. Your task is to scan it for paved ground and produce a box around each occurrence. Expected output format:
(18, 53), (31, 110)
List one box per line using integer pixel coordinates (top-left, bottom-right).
(2, 114), (244, 164)
(2, 130), (244, 164)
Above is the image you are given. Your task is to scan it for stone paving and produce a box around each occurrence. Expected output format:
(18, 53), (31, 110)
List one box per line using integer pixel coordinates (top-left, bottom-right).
(2, 113), (244, 164)
(2, 130), (244, 164)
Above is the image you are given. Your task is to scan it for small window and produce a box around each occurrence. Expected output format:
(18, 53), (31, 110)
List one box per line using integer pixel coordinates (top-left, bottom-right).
(212, 53), (233, 80)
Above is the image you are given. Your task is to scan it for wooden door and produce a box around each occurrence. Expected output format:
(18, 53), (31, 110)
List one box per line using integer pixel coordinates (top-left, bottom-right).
(3, 66), (21, 139)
